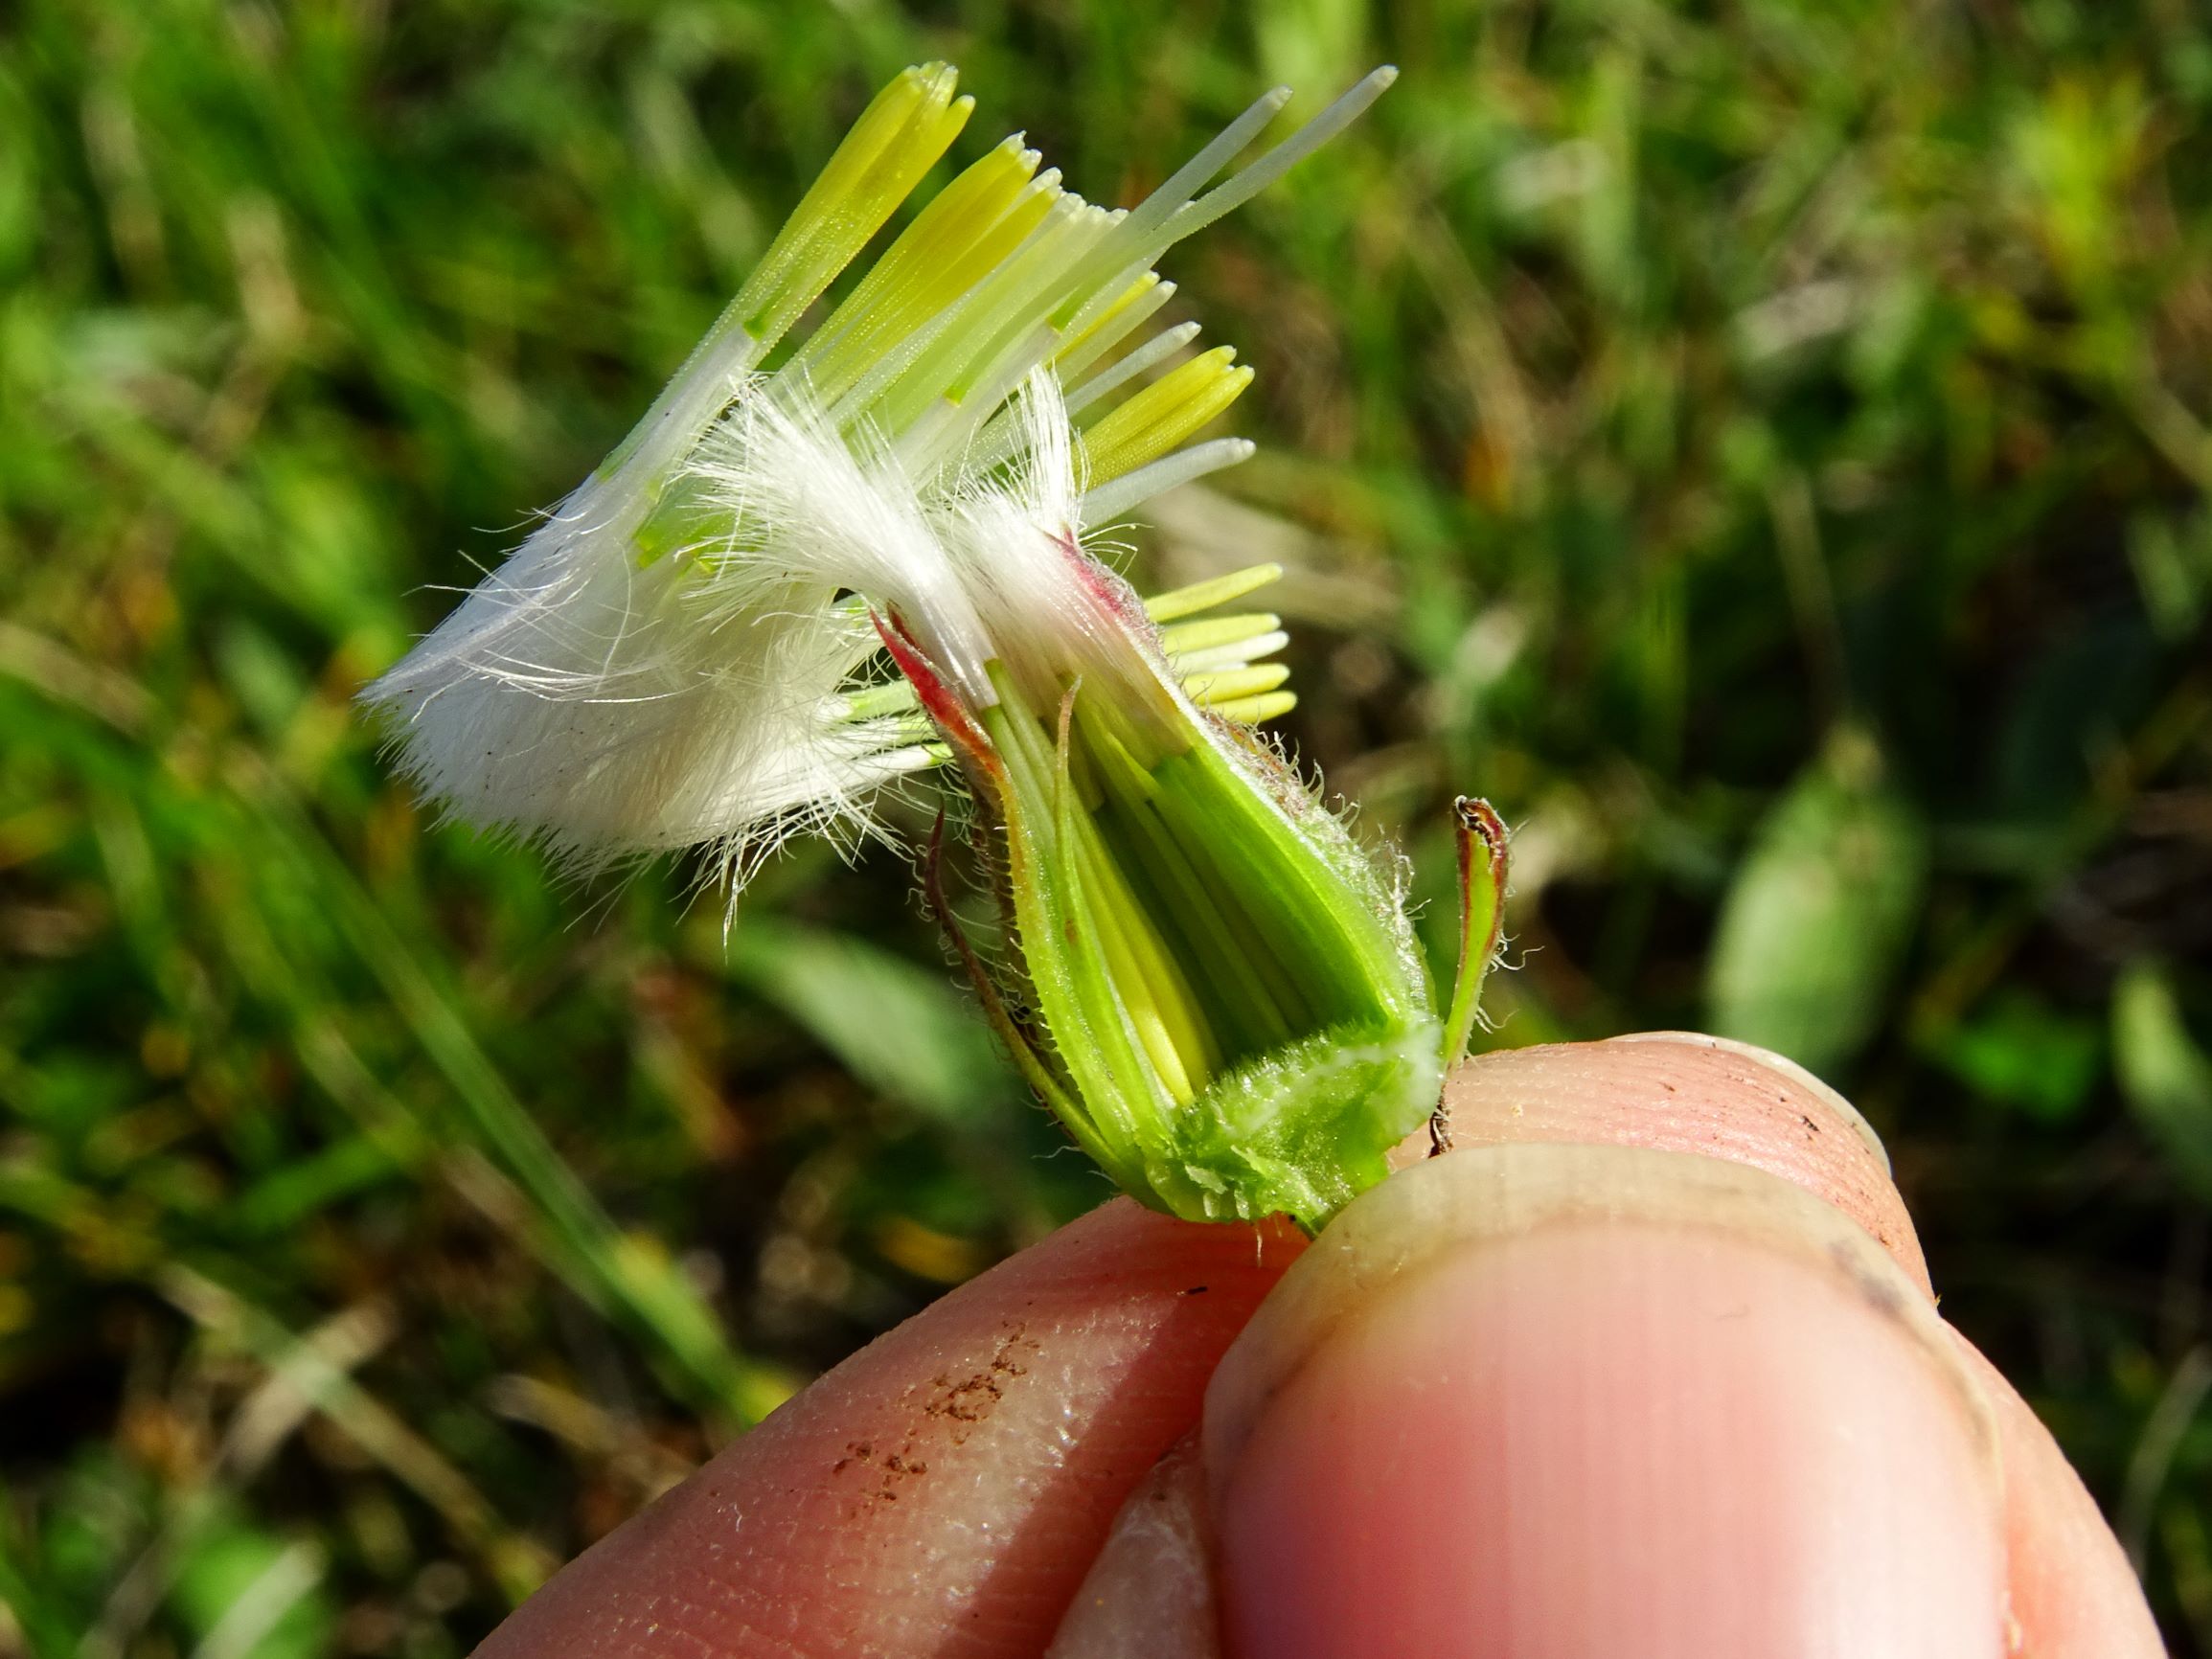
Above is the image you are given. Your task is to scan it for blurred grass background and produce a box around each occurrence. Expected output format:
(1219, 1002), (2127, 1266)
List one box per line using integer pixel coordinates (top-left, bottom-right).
(4, 0), (2212, 1650)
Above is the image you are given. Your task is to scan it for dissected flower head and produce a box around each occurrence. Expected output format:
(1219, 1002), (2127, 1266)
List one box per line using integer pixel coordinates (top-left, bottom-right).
(365, 64), (1462, 1230)
(364, 64), (1386, 880)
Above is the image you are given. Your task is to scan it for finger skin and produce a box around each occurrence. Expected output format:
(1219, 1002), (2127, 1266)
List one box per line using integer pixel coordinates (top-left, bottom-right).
(1949, 1333), (2168, 1659)
(1208, 1149), (2008, 1659)
(1429, 1035), (2162, 1657)
(1437, 1035), (1927, 1290)
(1046, 1434), (1215, 1659)
(1219, 1227), (2003, 1658)
(1083, 1036), (2161, 1656)
(474, 1036), (2164, 1658)
(476, 1202), (1301, 1659)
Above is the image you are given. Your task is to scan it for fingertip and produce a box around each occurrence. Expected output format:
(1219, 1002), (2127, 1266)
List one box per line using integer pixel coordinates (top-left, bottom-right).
(1439, 1035), (1929, 1292)
(1607, 1032), (1892, 1170)
(481, 1199), (1300, 1659)
(1207, 1147), (2005, 1658)
(1045, 1435), (1216, 1659)
(1947, 1333), (2167, 1659)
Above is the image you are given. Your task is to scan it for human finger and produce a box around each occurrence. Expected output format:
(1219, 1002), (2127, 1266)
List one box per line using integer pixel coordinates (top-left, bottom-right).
(476, 1199), (1302, 1659)
(1949, 1329), (2166, 1658)
(1430, 1032), (1925, 1288)
(1205, 1140), (2006, 1657)
(1055, 1035), (2161, 1657)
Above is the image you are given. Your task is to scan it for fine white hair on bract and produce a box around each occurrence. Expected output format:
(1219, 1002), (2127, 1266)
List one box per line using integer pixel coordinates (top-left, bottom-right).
(359, 377), (945, 883)
(359, 370), (1223, 893)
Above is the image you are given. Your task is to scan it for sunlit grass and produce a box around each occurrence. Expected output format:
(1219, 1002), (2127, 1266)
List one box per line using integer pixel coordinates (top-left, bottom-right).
(3, 1), (2210, 1651)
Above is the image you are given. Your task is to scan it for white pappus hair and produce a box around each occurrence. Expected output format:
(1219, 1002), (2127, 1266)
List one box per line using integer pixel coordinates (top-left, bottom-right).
(361, 367), (1237, 898)
(359, 378), (956, 884)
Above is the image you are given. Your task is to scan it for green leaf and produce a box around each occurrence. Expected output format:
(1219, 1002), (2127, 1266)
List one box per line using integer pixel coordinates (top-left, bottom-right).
(1928, 992), (2103, 1123)
(1707, 730), (1927, 1078)
(171, 1517), (331, 1659)
(2112, 962), (2212, 1203)
(722, 920), (1021, 1129)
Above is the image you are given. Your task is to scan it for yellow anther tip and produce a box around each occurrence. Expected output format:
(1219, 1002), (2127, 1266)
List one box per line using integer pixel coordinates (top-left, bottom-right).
(1215, 690), (1298, 724)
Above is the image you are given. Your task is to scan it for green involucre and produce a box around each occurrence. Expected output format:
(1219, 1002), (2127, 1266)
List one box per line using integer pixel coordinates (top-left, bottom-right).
(971, 660), (1439, 1233)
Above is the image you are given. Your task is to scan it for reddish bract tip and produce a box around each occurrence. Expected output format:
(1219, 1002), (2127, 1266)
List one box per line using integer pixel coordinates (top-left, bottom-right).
(871, 608), (999, 779)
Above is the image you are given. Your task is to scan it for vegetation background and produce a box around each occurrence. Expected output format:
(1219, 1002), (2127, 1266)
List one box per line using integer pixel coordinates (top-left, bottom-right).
(4, 0), (2211, 1650)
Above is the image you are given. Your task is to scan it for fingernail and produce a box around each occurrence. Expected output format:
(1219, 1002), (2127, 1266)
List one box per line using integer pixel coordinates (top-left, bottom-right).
(1046, 1435), (1218, 1659)
(1205, 1147), (2004, 1659)
(1608, 1032), (1891, 1172)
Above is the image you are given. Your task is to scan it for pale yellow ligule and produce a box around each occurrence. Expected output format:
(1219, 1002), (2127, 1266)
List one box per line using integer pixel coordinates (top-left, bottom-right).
(732, 67), (973, 351)
(1078, 346), (1254, 485)
(797, 135), (1060, 406)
